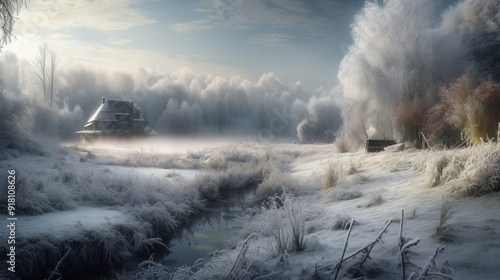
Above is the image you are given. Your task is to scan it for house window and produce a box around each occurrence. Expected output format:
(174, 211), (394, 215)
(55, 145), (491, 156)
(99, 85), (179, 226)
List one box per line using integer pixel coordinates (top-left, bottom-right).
(117, 122), (128, 130)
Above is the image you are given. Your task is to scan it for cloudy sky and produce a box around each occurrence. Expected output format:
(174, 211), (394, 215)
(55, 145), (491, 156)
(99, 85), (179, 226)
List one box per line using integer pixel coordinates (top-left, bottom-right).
(6, 0), (458, 90)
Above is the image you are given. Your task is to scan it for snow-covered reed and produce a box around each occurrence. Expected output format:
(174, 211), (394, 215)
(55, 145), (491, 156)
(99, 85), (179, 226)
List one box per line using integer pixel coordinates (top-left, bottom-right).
(421, 144), (500, 196)
(192, 160), (269, 200)
(255, 168), (311, 202)
(239, 192), (320, 256)
(322, 161), (344, 189)
(7, 218), (168, 279)
(0, 164), (205, 279)
(433, 197), (454, 242)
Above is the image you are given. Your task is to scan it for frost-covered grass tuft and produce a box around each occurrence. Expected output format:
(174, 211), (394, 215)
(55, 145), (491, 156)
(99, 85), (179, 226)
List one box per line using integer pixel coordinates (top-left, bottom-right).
(255, 168), (311, 202)
(421, 144), (500, 196)
(193, 160), (270, 200)
(346, 159), (361, 175)
(322, 161), (344, 189)
(325, 183), (363, 202)
(425, 155), (449, 187)
(239, 192), (320, 256)
(433, 197), (454, 242)
(357, 190), (384, 208)
(204, 157), (229, 170)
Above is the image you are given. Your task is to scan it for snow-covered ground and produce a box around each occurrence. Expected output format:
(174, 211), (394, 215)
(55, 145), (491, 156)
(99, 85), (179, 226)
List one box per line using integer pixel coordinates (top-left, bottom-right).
(1, 138), (499, 279)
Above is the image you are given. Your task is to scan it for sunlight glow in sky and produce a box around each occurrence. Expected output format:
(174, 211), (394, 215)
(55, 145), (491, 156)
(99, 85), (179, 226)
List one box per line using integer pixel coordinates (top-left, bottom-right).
(6, 0), (369, 89)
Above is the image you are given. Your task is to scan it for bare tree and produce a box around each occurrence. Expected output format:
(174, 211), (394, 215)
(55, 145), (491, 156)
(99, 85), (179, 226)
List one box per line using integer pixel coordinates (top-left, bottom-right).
(0, 0), (27, 45)
(34, 43), (59, 107)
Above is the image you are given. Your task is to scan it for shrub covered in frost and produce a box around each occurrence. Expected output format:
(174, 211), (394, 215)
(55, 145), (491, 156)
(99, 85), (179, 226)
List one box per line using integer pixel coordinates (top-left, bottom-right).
(422, 144), (500, 196)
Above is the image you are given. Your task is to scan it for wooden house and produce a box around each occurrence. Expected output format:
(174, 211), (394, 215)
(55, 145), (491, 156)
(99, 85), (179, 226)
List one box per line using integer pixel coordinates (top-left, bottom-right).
(76, 97), (155, 142)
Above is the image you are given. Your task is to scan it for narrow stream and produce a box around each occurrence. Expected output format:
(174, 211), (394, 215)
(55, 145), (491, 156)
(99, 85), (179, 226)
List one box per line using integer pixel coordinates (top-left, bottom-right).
(123, 188), (260, 274)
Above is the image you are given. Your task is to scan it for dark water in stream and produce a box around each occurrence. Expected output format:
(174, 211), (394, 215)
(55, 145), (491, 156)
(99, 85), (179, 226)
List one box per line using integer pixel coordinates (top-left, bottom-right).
(122, 188), (260, 274)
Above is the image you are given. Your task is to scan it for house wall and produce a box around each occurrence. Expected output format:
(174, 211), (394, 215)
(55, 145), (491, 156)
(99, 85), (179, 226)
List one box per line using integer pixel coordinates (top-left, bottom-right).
(94, 121), (116, 132)
(132, 121), (145, 133)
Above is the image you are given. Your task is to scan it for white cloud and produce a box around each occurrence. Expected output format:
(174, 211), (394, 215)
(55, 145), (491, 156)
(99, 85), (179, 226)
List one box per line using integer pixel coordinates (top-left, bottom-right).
(56, 43), (248, 80)
(171, 20), (214, 32)
(252, 32), (294, 48)
(15, 0), (154, 34)
(176, 0), (343, 40)
(108, 39), (133, 45)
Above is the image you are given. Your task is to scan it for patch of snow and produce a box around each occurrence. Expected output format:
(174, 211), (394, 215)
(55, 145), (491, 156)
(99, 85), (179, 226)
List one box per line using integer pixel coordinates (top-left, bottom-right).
(0, 207), (128, 239)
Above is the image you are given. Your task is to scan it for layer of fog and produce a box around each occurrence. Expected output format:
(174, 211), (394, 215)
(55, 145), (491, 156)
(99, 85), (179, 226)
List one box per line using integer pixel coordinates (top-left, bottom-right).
(0, 51), (342, 156)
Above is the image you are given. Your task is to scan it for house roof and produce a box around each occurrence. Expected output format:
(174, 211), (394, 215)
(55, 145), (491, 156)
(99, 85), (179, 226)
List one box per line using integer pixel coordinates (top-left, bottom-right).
(88, 102), (117, 122)
(87, 99), (144, 123)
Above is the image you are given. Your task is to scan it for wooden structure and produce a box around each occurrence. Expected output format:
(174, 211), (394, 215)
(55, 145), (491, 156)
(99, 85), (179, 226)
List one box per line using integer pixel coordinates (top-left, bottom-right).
(498, 123), (500, 142)
(365, 139), (397, 153)
(76, 97), (155, 142)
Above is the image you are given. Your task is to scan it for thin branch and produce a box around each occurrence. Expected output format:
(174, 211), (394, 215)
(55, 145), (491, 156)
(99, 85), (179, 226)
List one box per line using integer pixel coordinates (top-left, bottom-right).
(418, 245), (446, 279)
(46, 249), (71, 280)
(332, 219), (354, 280)
(399, 209), (406, 280)
(357, 218), (393, 268)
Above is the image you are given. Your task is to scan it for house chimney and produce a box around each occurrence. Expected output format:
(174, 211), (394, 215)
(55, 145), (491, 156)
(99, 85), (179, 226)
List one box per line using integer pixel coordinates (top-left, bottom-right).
(102, 97), (106, 104)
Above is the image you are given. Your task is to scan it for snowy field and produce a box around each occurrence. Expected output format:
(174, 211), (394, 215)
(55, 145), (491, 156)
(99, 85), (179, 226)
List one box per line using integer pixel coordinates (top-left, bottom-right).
(1, 138), (499, 279)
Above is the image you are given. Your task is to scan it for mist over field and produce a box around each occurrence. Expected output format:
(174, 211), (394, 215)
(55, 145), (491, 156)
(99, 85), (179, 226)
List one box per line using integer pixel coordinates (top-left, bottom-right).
(1, 0), (500, 279)
(0, 56), (344, 153)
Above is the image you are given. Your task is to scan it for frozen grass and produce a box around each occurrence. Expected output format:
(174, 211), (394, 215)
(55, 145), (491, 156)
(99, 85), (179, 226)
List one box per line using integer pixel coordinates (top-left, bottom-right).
(0, 167), (202, 220)
(334, 136), (352, 153)
(425, 155), (450, 187)
(357, 190), (384, 208)
(346, 159), (361, 175)
(135, 236), (272, 280)
(204, 157), (229, 170)
(112, 143), (264, 169)
(122, 150), (203, 169)
(3, 140), (498, 279)
(255, 168), (311, 202)
(192, 160), (269, 200)
(420, 144), (500, 196)
(325, 183), (363, 202)
(329, 215), (354, 230)
(322, 161), (344, 189)
(1, 218), (169, 280)
(238, 192), (321, 256)
(139, 214), (455, 280)
(433, 197), (454, 242)
(191, 143), (314, 202)
(0, 163), (204, 279)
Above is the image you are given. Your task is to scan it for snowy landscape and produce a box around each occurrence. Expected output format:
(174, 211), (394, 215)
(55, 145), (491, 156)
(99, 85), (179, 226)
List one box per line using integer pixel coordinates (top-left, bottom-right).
(1, 139), (500, 279)
(1, 0), (500, 279)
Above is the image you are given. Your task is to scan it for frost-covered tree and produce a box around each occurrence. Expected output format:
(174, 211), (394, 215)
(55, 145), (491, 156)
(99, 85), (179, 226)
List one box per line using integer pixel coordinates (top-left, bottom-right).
(34, 43), (59, 107)
(297, 96), (341, 143)
(202, 77), (231, 133)
(0, 0), (27, 45)
(337, 0), (500, 149)
(156, 98), (202, 134)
